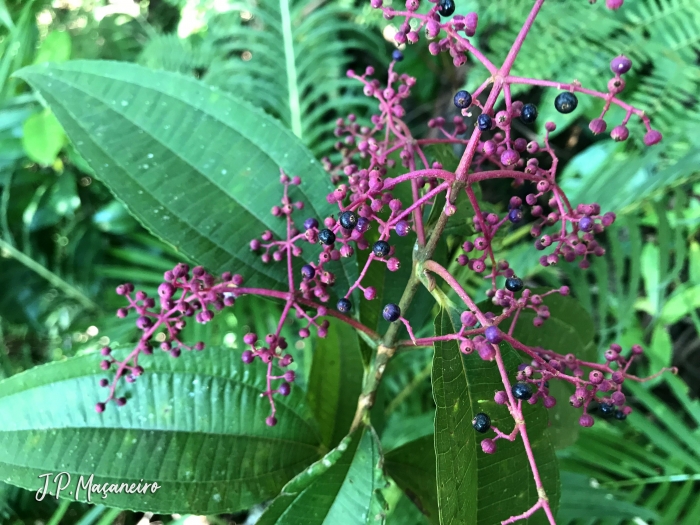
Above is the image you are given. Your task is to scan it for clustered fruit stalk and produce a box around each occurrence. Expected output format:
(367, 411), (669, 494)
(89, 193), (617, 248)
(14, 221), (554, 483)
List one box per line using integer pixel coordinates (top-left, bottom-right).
(100, 0), (674, 522)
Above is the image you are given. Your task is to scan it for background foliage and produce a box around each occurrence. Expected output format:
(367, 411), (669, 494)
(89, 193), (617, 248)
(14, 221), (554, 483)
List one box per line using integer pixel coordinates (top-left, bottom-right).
(0, 0), (698, 523)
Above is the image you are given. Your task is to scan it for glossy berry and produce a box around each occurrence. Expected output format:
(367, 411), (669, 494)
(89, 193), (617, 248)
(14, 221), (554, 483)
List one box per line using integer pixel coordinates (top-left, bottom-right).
(304, 218), (318, 230)
(278, 382), (291, 396)
(554, 92), (578, 114)
(472, 413), (491, 433)
(437, 0), (455, 17)
(392, 49), (404, 62)
(337, 298), (352, 313)
(508, 208), (523, 223)
(512, 382), (533, 400)
(610, 55), (632, 75)
(373, 240), (391, 258)
(339, 210), (358, 230)
(505, 276), (524, 292)
(520, 103), (538, 123)
(318, 228), (336, 245)
(383, 303), (401, 322)
(614, 410), (627, 420)
(453, 90), (472, 109)
(477, 114), (492, 131)
(301, 264), (315, 279)
(484, 326), (502, 344)
(578, 217), (593, 232)
(599, 402), (615, 418)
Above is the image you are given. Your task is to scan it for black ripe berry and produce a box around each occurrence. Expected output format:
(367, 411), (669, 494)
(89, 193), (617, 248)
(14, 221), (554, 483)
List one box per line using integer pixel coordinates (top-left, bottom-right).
(318, 228), (336, 245)
(505, 276), (524, 292)
(512, 382), (533, 400)
(437, 0), (455, 17)
(339, 210), (358, 230)
(472, 413), (491, 433)
(453, 90), (472, 109)
(383, 303), (401, 322)
(599, 403), (615, 418)
(301, 264), (315, 280)
(614, 409), (627, 421)
(477, 114), (492, 131)
(554, 92), (578, 114)
(520, 103), (538, 123)
(337, 298), (352, 313)
(373, 240), (391, 258)
(392, 49), (404, 62)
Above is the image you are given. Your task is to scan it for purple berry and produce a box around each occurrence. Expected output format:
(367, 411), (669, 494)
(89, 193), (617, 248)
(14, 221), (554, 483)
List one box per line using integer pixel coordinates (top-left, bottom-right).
(484, 326), (502, 344)
(579, 217), (593, 232)
(589, 118), (607, 135)
(644, 130), (662, 146)
(395, 220), (411, 236)
(579, 414), (594, 427)
(241, 350), (255, 364)
(278, 382), (291, 396)
(611, 125), (629, 142)
(481, 439), (496, 454)
(301, 264), (315, 279)
(266, 416), (278, 427)
(304, 218), (319, 230)
(508, 208), (523, 223)
(610, 55), (632, 75)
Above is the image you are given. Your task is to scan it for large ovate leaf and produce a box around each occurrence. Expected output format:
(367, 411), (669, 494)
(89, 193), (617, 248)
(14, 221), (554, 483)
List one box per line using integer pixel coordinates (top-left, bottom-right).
(0, 346), (322, 513)
(14, 61), (354, 291)
(257, 426), (387, 525)
(433, 309), (560, 525)
(306, 319), (364, 448)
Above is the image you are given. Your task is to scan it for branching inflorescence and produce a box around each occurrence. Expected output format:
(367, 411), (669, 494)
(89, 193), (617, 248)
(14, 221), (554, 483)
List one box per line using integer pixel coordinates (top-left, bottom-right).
(98, 0), (675, 522)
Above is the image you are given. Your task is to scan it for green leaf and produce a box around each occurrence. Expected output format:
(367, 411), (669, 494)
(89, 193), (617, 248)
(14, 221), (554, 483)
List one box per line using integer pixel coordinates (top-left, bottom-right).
(433, 308), (560, 524)
(21, 110), (65, 166)
(34, 31), (72, 65)
(384, 434), (439, 524)
(306, 319), (364, 448)
(257, 426), (387, 525)
(0, 346), (322, 513)
(14, 61), (354, 291)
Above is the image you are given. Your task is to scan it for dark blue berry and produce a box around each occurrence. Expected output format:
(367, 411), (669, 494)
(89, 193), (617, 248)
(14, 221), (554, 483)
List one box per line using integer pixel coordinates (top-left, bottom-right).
(505, 276), (524, 292)
(383, 303), (401, 322)
(614, 409), (627, 421)
(477, 114), (492, 131)
(339, 210), (358, 230)
(599, 403), (615, 418)
(301, 264), (315, 279)
(453, 90), (472, 109)
(304, 218), (319, 230)
(472, 413), (491, 433)
(554, 92), (578, 114)
(508, 208), (523, 223)
(373, 240), (390, 258)
(318, 228), (336, 245)
(392, 49), (404, 62)
(337, 298), (352, 313)
(520, 103), (538, 123)
(437, 0), (455, 17)
(512, 382), (532, 400)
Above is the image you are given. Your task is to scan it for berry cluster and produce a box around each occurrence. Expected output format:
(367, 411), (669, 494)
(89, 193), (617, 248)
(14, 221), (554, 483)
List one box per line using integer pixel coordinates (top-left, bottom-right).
(99, 0), (674, 522)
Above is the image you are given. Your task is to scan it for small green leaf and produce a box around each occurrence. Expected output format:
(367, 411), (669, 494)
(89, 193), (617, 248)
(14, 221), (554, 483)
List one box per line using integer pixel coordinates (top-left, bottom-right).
(21, 110), (65, 166)
(15, 61), (355, 290)
(0, 346), (322, 513)
(306, 320), (364, 448)
(257, 426), (387, 525)
(384, 434), (439, 524)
